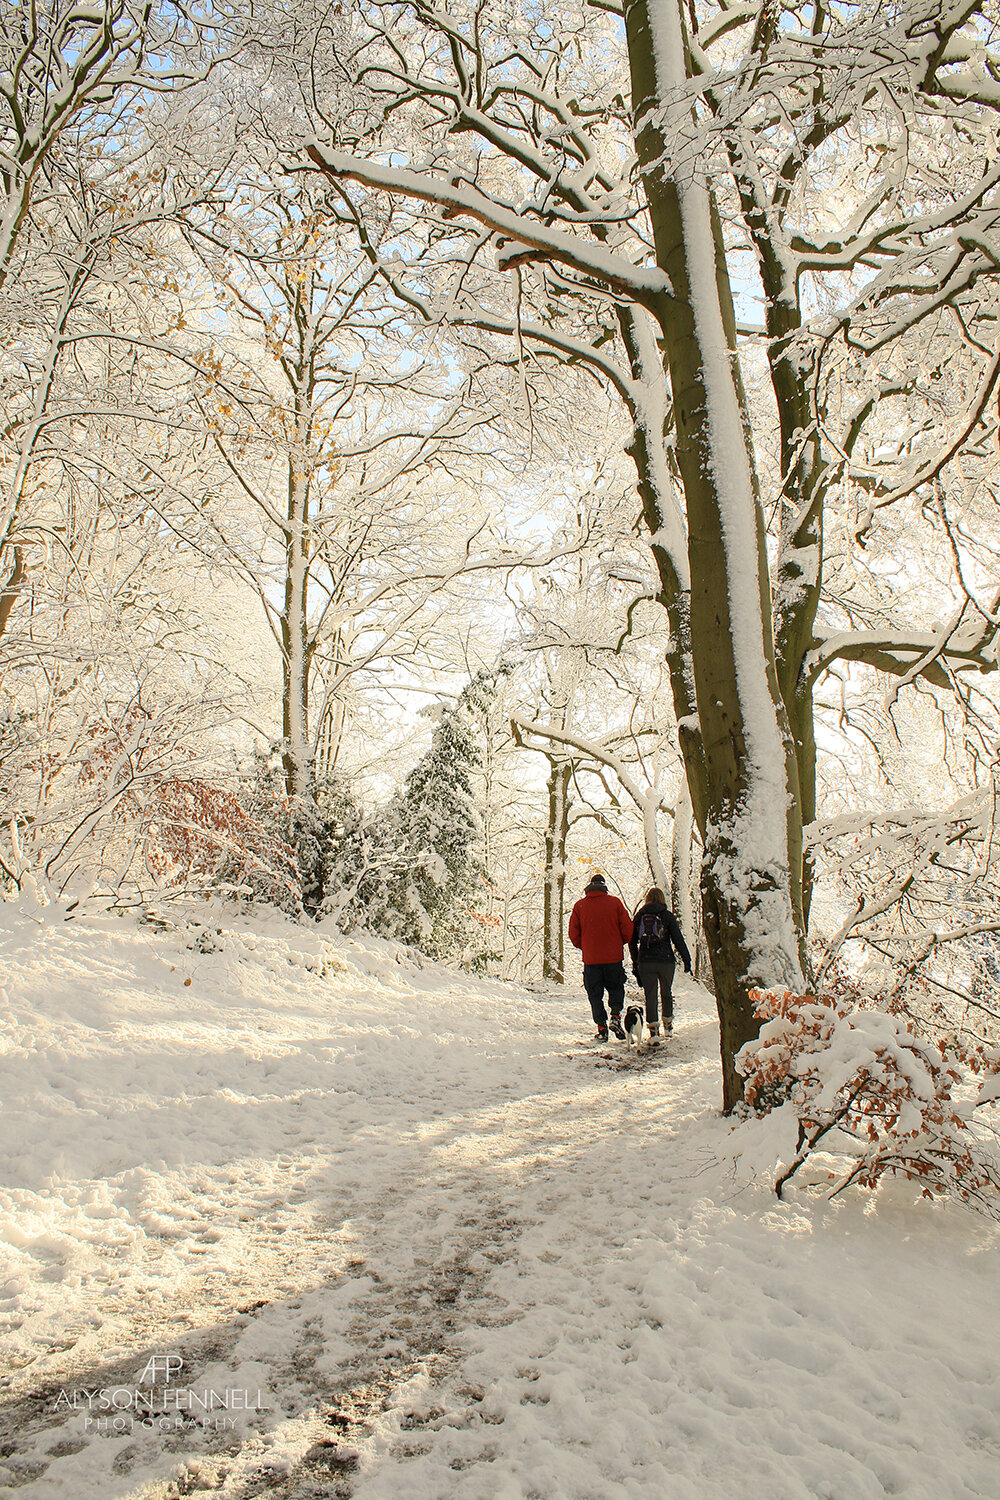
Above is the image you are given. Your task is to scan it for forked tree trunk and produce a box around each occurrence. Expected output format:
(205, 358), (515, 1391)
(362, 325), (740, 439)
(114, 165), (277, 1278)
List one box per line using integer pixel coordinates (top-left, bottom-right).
(623, 0), (807, 1108)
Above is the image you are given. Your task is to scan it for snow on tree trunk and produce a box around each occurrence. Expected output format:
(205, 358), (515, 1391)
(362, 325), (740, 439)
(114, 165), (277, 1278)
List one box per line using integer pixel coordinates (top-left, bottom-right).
(616, 306), (703, 793)
(725, 143), (828, 932)
(642, 787), (669, 894)
(280, 405), (315, 807)
(623, 0), (807, 1108)
(670, 778), (695, 938)
(542, 760), (571, 983)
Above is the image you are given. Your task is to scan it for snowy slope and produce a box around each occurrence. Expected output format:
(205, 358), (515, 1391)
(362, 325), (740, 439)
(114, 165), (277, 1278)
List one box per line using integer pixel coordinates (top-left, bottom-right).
(1, 902), (999, 1500)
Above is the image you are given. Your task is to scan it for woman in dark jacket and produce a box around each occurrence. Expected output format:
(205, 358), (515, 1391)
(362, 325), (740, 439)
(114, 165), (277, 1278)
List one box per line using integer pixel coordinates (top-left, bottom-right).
(628, 886), (692, 1038)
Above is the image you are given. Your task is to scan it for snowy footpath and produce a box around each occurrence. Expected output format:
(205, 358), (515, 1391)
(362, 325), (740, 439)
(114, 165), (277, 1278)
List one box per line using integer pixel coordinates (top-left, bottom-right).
(2, 906), (1000, 1500)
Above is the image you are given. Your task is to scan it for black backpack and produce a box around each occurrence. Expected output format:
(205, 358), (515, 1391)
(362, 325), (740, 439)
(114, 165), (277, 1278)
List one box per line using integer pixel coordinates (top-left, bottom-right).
(636, 908), (666, 954)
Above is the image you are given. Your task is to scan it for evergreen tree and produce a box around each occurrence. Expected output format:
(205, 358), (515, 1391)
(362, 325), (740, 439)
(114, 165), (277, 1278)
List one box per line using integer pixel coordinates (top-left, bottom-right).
(390, 693), (482, 955)
(325, 670), (502, 965)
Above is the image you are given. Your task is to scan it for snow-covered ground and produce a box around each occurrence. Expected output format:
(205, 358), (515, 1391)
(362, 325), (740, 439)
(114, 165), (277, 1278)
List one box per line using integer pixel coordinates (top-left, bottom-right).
(2, 903), (999, 1500)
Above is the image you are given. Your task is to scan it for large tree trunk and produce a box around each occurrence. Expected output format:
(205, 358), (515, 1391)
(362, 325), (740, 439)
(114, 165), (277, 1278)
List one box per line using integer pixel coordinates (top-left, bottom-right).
(765, 321), (825, 932)
(0, 545), (25, 641)
(623, 0), (807, 1108)
(726, 158), (828, 931)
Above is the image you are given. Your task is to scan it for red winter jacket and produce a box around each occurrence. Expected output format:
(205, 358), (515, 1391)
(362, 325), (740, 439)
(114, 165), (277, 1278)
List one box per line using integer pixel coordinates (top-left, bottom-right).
(568, 890), (634, 965)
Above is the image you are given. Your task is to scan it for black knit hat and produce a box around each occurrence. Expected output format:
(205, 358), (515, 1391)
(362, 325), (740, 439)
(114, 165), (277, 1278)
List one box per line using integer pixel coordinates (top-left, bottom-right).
(585, 873), (608, 892)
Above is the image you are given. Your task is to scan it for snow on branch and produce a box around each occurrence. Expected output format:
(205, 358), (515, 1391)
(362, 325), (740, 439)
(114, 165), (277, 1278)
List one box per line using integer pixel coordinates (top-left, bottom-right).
(851, 341), (1000, 539)
(303, 146), (674, 306)
(808, 785), (1000, 1007)
(731, 987), (1000, 1213)
(805, 614), (1000, 688)
(511, 711), (678, 887)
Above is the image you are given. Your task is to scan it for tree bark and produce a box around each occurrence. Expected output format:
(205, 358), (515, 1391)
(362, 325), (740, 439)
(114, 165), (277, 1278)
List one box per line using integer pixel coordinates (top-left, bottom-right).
(280, 421), (314, 805)
(724, 147), (828, 930)
(542, 759), (572, 983)
(0, 545), (25, 641)
(669, 778), (695, 938)
(623, 0), (807, 1108)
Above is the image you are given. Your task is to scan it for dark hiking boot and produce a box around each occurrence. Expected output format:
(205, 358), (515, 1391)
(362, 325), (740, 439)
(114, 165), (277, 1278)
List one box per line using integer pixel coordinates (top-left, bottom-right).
(663, 1016), (673, 1035)
(610, 1015), (625, 1040)
(596, 1025), (609, 1042)
(647, 1023), (661, 1043)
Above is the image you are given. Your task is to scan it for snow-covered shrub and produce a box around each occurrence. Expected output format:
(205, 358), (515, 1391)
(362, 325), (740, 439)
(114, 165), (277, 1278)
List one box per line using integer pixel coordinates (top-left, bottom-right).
(2, 702), (298, 907)
(734, 988), (1000, 1208)
(223, 745), (346, 915)
(143, 776), (298, 901)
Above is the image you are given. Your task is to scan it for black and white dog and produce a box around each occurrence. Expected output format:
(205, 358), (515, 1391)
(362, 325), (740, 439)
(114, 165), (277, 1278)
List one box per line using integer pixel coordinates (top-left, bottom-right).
(623, 1001), (645, 1051)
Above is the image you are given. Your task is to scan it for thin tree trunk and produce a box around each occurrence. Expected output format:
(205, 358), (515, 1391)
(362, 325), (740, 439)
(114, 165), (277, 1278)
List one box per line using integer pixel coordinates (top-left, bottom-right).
(642, 790), (670, 894)
(0, 546), (25, 641)
(669, 778), (694, 938)
(281, 449), (312, 804)
(542, 759), (572, 982)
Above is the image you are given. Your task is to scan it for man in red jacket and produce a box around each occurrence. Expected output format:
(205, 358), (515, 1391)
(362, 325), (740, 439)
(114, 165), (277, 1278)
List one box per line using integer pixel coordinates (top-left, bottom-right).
(568, 873), (635, 1041)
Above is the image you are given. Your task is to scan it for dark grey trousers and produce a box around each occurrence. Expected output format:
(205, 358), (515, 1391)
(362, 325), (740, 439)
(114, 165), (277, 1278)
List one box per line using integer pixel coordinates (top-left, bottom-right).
(636, 958), (675, 1025)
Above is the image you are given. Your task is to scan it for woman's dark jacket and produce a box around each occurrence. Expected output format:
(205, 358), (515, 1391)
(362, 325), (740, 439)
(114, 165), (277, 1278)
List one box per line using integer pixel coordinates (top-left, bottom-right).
(628, 902), (692, 970)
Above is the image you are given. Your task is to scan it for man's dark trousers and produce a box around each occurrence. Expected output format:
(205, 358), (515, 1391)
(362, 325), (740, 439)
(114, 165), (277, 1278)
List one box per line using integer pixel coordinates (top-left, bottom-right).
(583, 962), (626, 1026)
